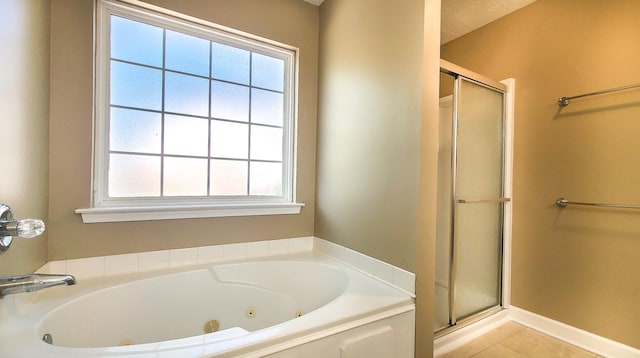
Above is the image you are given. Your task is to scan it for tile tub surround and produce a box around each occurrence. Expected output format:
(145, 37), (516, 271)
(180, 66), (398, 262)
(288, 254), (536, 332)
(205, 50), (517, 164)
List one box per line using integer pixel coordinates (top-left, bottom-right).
(35, 237), (416, 295)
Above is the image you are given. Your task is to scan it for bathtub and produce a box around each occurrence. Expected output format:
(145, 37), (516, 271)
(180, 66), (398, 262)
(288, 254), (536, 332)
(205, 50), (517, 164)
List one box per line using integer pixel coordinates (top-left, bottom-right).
(0, 251), (415, 357)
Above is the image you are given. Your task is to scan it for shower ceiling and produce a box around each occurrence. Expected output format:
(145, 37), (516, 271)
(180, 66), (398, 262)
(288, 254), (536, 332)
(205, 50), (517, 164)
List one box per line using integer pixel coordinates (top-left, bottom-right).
(303, 0), (538, 44)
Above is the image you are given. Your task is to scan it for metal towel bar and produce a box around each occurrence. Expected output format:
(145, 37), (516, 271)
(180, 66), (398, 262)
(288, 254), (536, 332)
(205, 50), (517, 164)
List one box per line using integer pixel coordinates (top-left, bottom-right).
(558, 82), (640, 107)
(555, 197), (640, 210)
(456, 198), (511, 204)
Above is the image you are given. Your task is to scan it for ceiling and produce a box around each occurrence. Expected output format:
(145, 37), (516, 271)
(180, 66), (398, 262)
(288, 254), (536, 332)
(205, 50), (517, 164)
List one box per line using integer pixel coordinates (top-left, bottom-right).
(303, 0), (537, 44)
(441, 0), (537, 43)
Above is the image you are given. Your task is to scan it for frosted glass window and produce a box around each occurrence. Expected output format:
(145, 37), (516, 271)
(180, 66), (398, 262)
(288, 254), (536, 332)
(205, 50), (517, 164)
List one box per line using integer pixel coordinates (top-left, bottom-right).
(163, 157), (208, 196)
(211, 81), (250, 121)
(211, 120), (248, 159)
(251, 89), (284, 126)
(211, 159), (248, 195)
(211, 43), (250, 85)
(252, 53), (284, 91)
(250, 126), (282, 161)
(111, 16), (163, 67)
(111, 61), (162, 110)
(165, 30), (210, 76)
(110, 108), (161, 154)
(164, 114), (209, 156)
(109, 154), (161, 197)
(98, 4), (296, 207)
(250, 162), (282, 196)
(165, 72), (209, 116)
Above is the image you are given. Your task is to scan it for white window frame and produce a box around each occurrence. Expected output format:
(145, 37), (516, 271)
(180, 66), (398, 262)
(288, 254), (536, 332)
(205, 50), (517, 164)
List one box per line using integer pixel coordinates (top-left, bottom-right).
(76, 0), (303, 223)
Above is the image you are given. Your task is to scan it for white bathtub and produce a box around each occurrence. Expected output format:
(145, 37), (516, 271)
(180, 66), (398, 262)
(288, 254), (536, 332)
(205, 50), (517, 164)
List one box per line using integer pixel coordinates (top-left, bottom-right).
(0, 252), (415, 357)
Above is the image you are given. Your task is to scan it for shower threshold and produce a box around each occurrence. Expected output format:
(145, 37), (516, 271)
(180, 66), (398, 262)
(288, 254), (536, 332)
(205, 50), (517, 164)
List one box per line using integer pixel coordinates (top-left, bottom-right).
(435, 305), (504, 339)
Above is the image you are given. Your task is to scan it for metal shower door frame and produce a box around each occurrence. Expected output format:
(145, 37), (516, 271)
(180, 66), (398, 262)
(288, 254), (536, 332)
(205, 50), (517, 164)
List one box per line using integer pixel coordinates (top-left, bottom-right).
(440, 60), (509, 331)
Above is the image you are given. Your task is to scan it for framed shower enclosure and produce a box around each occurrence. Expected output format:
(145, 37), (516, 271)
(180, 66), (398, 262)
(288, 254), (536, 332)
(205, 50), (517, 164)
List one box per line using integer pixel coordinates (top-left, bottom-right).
(435, 60), (513, 336)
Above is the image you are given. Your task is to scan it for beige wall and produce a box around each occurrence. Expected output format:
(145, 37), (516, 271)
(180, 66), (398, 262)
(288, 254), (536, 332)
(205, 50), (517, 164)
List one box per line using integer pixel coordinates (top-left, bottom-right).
(316, 1), (440, 355)
(416, 0), (441, 356)
(48, 0), (318, 260)
(315, 0), (424, 273)
(442, 0), (640, 348)
(0, 0), (50, 275)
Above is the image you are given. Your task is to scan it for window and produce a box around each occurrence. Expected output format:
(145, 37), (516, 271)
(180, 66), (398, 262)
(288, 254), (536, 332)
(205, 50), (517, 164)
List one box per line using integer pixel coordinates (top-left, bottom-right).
(77, 0), (302, 223)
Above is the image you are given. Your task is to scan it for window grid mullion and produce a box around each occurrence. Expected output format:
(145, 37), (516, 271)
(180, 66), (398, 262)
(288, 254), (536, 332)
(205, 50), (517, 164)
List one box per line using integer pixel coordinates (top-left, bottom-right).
(160, 28), (167, 197)
(247, 52), (253, 196)
(207, 40), (213, 196)
(110, 58), (285, 96)
(110, 104), (283, 130)
(108, 151), (282, 164)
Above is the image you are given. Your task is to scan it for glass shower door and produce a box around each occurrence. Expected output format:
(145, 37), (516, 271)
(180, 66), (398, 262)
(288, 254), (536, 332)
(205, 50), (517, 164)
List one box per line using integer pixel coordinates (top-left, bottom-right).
(449, 77), (506, 325)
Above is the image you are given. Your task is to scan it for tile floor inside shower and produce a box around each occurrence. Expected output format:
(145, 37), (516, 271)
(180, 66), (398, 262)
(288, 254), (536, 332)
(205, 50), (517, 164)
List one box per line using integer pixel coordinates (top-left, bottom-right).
(436, 321), (604, 357)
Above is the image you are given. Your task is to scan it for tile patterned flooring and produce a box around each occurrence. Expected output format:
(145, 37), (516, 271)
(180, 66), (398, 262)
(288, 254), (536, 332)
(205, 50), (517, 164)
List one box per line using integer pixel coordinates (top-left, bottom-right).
(437, 322), (605, 358)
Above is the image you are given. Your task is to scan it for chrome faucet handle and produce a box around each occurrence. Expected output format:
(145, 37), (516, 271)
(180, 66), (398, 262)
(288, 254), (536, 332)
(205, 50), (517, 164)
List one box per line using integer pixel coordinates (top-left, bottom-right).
(4, 218), (45, 238)
(0, 204), (45, 252)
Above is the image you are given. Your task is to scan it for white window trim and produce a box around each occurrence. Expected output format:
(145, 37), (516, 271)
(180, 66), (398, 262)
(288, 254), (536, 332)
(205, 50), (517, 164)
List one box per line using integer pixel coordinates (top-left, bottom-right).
(77, 0), (303, 223)
(76, 202), (305, 223)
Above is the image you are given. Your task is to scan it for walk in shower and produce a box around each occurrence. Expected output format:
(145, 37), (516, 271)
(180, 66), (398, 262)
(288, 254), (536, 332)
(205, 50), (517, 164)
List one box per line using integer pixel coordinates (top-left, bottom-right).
(435, 60), (512, 335)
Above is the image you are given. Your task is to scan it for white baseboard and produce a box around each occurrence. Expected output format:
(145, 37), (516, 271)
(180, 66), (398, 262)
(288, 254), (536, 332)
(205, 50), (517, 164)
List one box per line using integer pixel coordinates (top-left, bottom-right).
(510, 306), (640, 358)
(434, 307), (639, 358)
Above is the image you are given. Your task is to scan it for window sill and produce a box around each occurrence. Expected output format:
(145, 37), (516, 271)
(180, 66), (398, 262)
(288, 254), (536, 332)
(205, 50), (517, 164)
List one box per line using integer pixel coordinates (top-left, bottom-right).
(75, 202), (305, 223)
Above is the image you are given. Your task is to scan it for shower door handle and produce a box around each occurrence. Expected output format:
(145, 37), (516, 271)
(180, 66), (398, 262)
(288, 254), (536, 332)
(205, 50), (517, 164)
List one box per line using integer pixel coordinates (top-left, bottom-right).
(456, 197), (511, 204)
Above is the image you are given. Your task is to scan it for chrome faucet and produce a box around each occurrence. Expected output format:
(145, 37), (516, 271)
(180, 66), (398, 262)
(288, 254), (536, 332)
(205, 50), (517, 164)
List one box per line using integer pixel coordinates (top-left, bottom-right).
(0, 203), (73, 297)
(0, 274), (76, 297)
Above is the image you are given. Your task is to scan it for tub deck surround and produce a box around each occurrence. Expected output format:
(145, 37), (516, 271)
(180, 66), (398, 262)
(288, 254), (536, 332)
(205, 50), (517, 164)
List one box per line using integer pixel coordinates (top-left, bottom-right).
(0, 238), (416, 357)
(35, 237), (416, 295)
